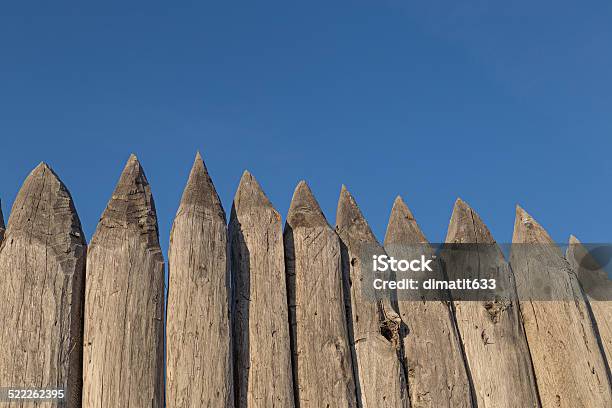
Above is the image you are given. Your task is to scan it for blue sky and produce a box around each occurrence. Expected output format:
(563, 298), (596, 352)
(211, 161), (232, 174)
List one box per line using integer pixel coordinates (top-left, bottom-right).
(1, 1), (611, 257)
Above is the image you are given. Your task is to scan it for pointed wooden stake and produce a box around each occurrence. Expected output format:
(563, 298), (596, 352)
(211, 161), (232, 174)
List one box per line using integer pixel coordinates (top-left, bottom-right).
(444, 198), (539, 407)
(566, 235), (612, 365)
(166, 152), (233, 407)
(82, 155), (165, 408)
(384, 196), (427, 243)
(511, 206), (612, 407)
(230, 171), (295, 407)
(336, 186), (409, 408)
(384, 196), (472, 408)
(284, 181), (357, 407)
(0, 163), (86, 407)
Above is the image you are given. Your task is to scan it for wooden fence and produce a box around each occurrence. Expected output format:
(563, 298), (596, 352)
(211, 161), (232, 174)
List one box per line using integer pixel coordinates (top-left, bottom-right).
(0, 153), (610, 408)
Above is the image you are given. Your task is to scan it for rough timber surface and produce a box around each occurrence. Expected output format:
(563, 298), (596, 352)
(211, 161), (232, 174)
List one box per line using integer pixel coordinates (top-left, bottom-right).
(444, 199), (539, 408)
(336, 186), (409, 408)
(0, 163), (86, 408)
(566, 235), (612, 367)
(166, 153), (233, 407)
(511, 206), (612, 408)
(384, 196), (472, 408)
(82, 155), (165, 408)
(230, 171), (294, 408)
(284, 181), (358, 407)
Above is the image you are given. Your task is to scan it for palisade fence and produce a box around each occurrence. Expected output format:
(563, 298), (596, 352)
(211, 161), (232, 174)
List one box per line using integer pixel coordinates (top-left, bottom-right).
(0, 153), (610, 408)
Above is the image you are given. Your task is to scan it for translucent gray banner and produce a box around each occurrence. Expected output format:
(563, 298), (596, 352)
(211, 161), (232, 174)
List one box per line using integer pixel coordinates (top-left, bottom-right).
(358, 243), (612, 301)
(0, 387), (66, 402)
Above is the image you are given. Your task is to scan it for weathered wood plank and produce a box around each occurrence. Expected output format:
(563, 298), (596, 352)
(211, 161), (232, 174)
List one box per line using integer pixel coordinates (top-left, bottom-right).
(336, 186), (409, 408)
(166, 153), (233, 407)
(82, 155), (165, 408)
(384, 196), (472, 408)
(445, 199), (539, 407)
(230, 171), (294, 407)
(284, 181), (358, 407)
(566, 235), (612, 366)
(511, 206), (611, 408)
(0, 163), (86, 407)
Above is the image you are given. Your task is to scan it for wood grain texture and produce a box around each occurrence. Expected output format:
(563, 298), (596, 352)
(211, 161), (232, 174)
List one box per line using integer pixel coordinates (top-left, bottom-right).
(444, 199), (539, 408)
(384, 197), (472, 408)
(0, 163), (86, 408)
(511, 206), (611, 408)
(230, 171), (294, 408)
(166, 153), (233, 407)
(284, 181), (358, 407)
(336, 186), (409, 408)
(566, 235), (612, 366)
(82, 155), (165, 408)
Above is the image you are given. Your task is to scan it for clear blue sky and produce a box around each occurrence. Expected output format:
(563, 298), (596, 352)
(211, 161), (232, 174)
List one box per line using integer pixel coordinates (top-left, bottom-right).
(1, 1), (611, 258)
